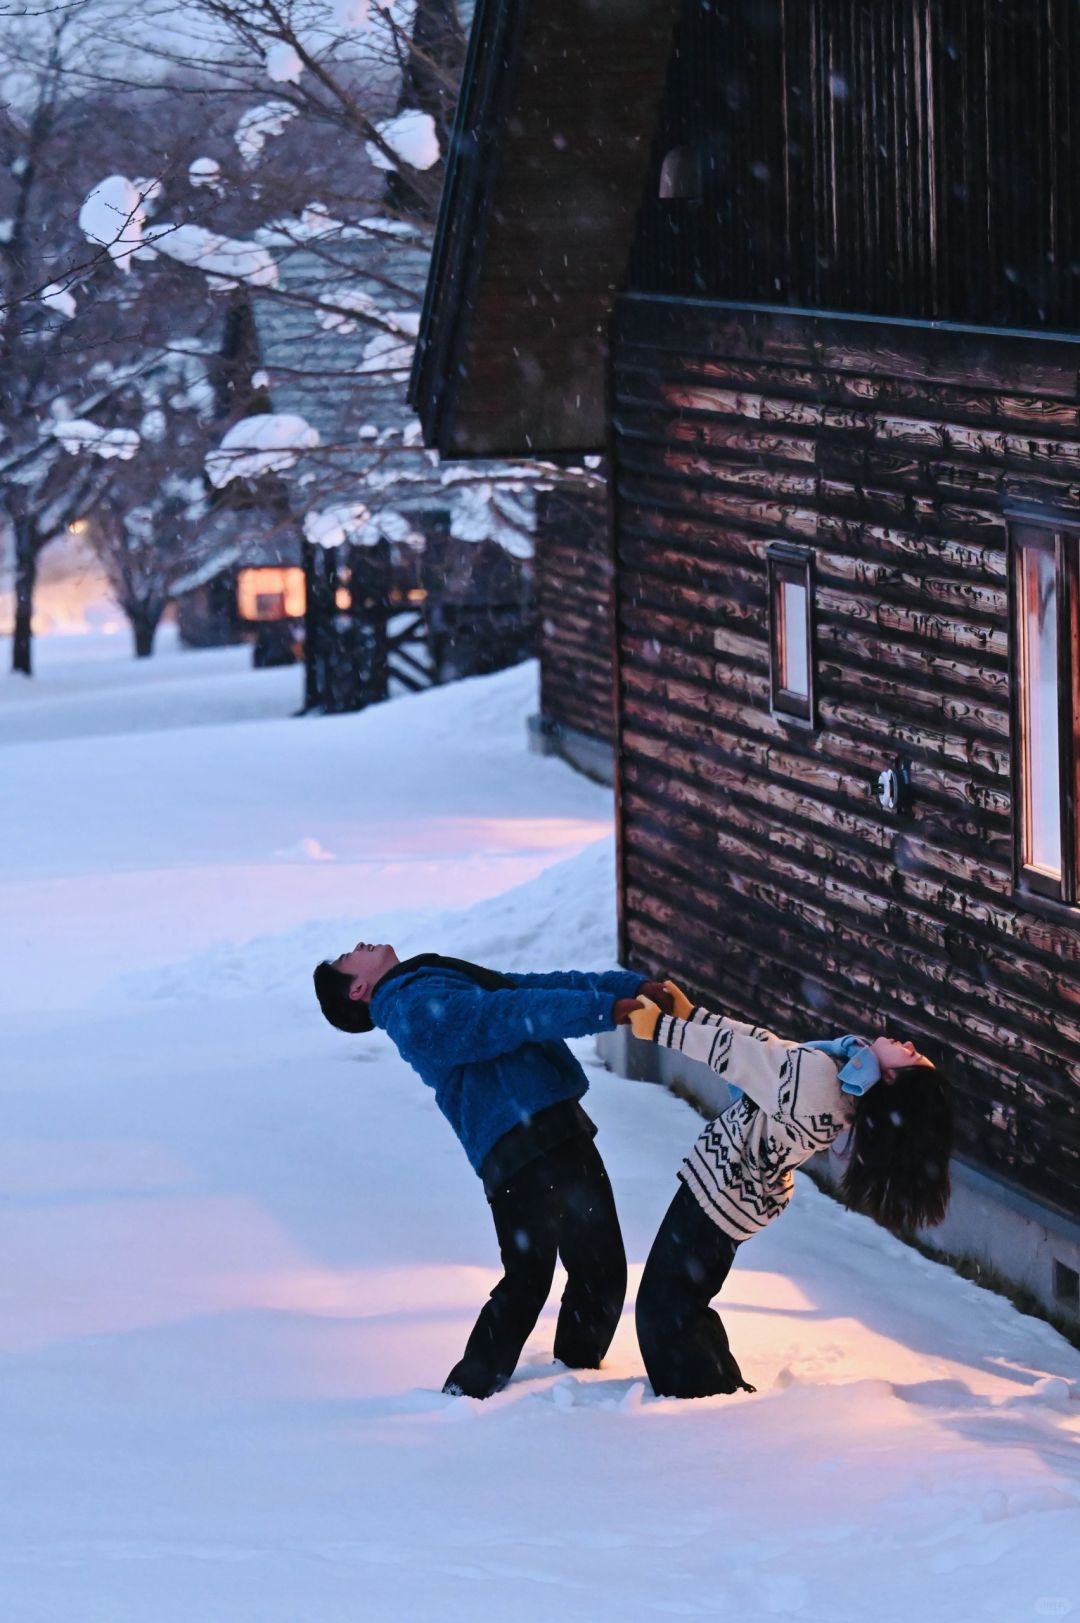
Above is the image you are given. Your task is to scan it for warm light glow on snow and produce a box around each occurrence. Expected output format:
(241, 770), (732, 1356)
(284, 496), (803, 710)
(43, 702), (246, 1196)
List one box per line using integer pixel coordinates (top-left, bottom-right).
(0, 535), (121, 636)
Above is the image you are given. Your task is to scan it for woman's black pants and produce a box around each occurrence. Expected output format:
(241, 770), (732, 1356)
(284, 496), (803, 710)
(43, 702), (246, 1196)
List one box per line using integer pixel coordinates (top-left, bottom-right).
(636, 1181), (754, 1398)
(443, 1135), (627, 1400)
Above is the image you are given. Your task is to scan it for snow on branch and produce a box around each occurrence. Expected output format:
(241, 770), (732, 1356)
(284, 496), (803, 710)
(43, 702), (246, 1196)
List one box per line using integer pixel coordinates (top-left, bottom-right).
(317, 291), (419, 341)
(146, 225), (279, 291)
(365, 110), (439, 174)
(236, 102), (299, 166)
(450, 483), (534, 558)
(258, 204), (344, 246)
(40, 283), (76, 319)
(303, 503), (371, 547)
(304, 503), (423, 549)
(206, 414), (320, 488)
(266, 42), (304, 84)
(315, 286), (381, 333)
(50, 421), (140, 461)
(357, 314), (420, 378)
(188, 158), (222, 191)
(78, 176), (151, 271)
(355, 215), (421, 240)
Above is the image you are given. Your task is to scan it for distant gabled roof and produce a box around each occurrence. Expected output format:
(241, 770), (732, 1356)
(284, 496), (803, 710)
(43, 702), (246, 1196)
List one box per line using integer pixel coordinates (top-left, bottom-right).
(255, 234), (429, 459)
(409, 0), (679, 459)
(252, 233), (538, 546)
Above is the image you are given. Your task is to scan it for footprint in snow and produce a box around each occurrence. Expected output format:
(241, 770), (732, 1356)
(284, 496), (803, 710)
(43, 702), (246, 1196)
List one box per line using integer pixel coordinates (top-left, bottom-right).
(890, 1377), (982, 1411)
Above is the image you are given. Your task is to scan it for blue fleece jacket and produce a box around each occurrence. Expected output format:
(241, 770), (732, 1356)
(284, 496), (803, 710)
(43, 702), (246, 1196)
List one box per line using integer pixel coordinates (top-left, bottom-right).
(369, 962), (642, 1172)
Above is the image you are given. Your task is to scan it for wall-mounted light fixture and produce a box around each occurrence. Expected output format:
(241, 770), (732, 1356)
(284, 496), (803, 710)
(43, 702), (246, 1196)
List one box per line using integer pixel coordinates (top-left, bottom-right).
(875, 755), (913, 816)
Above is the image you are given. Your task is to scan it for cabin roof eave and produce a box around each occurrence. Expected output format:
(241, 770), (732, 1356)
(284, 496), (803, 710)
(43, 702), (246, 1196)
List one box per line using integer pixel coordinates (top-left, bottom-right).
(409, 0), (680, 459)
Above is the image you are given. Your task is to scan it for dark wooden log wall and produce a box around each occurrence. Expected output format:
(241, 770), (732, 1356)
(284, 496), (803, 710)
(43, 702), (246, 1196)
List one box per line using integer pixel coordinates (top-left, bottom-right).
(632, 0), (1080, 332)
(612, 296), (1080, 1216)
(535, 490), (614, 747)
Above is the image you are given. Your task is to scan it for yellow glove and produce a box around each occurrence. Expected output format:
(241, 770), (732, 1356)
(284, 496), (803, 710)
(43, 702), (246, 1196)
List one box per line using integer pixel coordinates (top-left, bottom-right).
(628, 997), (662, 1042)
(663, 980), (694, 1021)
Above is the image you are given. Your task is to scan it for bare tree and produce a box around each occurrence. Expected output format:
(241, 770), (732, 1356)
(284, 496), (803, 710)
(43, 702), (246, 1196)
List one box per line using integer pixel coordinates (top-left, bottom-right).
(72, 0), (602, 559)
(0, 11), (106, 673)
(0, 2), (223, 671)
(80, 346), (218, 656)
(2, 0), (603, 679)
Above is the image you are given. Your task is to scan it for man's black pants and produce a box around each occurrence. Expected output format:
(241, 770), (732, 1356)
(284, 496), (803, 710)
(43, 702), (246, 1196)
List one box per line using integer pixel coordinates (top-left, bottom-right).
(444, 1135), (627, 1399)
(635, 1181), (753, 1398)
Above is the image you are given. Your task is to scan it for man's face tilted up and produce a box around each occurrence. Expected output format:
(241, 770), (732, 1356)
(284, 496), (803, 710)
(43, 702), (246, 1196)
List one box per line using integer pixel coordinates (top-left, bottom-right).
(332, 941), (401, 1004)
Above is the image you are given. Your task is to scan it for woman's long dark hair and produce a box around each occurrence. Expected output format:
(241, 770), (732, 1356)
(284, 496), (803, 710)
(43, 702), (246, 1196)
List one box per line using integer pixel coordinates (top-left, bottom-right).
(840, 1066), (953, 1231)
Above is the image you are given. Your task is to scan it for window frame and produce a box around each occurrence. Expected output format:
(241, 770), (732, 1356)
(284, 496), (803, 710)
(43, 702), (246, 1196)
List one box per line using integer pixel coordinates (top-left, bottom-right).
(1008, 520), (1080, 907)
(767, 542), (816, 728)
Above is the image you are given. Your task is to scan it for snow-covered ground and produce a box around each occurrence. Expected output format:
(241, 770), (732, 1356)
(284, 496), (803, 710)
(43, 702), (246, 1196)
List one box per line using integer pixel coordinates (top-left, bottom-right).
(3, 634), (1080, 1623)
(0, 627), (304, 746)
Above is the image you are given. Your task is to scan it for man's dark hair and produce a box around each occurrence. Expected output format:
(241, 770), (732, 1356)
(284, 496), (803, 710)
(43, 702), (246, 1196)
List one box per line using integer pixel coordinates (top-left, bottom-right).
(313, 960), (374, 1034)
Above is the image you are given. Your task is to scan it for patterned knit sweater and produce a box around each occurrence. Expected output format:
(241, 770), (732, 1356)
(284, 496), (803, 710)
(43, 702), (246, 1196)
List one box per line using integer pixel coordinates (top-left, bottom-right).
(654, 1006), (855, 1242)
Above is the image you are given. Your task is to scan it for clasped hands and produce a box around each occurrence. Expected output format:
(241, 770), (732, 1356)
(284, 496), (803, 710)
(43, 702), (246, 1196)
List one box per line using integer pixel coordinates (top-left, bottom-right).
(613, 979), (694, 1038)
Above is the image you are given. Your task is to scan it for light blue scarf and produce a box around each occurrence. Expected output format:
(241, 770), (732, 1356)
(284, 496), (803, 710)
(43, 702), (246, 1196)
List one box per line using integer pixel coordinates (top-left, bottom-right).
(803, 1035), (882, 1096)
(726, 1034), (882, 1105)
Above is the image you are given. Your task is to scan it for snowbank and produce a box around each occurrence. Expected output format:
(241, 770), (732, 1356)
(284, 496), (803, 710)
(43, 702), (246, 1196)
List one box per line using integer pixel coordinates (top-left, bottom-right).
(114, 835), (621, 1004)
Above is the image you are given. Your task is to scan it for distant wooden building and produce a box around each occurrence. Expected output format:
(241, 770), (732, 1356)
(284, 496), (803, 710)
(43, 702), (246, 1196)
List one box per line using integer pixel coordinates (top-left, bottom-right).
(413, 0), (1080, 1312)
(173, 505), (304, 663)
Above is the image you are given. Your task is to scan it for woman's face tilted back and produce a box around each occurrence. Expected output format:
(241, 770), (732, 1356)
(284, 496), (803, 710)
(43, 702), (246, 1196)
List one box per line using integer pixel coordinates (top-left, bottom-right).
(870, 1035), (935, 1081)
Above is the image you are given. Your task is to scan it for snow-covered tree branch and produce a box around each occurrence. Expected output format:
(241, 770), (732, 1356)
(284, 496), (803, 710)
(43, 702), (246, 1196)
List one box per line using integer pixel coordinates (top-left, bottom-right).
(2, 0), (605, 682)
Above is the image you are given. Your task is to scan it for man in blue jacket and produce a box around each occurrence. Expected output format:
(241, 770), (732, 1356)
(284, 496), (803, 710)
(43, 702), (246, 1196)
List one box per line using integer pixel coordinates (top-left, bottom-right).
(313, 942), (670, 1398)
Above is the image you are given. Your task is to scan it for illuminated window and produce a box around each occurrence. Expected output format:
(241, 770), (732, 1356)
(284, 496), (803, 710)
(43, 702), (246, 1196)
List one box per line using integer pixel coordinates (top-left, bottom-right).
(1011, 524), (1078, 903)
(237, 566), (306, 622)
(767, 544), (815, 725)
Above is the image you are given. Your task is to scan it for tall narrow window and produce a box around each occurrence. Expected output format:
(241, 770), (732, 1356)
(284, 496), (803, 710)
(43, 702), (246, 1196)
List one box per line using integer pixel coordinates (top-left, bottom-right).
(768, 544), (815, 725)
(1011, 524), (1079, 904)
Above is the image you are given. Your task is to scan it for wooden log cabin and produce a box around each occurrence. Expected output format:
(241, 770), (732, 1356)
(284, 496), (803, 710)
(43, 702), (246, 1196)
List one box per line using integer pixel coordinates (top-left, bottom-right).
(411, 0), (1080, 1314)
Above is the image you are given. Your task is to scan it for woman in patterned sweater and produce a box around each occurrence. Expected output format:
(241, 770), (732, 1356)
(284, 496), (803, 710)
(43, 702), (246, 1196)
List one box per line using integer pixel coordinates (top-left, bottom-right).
(629, 983), (953, 1399)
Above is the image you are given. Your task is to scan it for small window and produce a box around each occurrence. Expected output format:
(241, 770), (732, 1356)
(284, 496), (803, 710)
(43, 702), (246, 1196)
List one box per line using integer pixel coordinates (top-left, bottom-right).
(1053, 1259), (1080, 1311)
(768, 544), (815, 725)
(237, 566), (307, 623)
(659, 145), (702, 201)
(1010, 524), (1079, 904)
